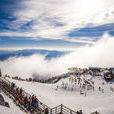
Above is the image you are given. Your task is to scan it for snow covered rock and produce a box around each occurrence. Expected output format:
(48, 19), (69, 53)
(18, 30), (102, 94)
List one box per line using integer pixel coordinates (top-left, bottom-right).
(0, 94), (10, 108)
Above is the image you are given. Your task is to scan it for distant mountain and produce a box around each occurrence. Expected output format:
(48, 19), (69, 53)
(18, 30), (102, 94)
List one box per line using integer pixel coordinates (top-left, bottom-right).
(0, 49), (69, 61)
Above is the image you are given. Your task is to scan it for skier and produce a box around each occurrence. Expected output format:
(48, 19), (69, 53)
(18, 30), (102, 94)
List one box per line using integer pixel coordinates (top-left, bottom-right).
(85, 92), (86, 96)
(93, 86), (95, 91)
(99, 87), (101, 91)
(56, 85), (58, 91)
(110, 87), (113, 92)
(72, 84), (74, 91)
(62, 82), (64, 88)
(102, 89), (104, 93)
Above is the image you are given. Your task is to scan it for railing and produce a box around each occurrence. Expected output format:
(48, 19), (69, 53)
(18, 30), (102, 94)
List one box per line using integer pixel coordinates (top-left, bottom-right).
(51, 104), (77, 114)
(0, 77), (78, 114)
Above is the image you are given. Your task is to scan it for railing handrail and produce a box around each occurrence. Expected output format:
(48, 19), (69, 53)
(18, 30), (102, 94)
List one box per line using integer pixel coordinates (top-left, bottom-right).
(51, 104), (77, 114)
(62, 104), (77, 113)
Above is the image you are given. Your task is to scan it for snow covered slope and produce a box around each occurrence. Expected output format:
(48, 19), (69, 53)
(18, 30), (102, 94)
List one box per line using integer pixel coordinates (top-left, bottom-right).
(6, 75), (114, 114)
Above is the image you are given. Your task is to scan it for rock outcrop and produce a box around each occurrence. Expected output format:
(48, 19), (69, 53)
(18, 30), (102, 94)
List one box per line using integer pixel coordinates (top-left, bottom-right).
(0, 94), (10, 108)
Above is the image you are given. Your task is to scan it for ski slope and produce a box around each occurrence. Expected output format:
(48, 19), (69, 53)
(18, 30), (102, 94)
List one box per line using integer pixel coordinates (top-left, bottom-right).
(6, 75), (114, 114)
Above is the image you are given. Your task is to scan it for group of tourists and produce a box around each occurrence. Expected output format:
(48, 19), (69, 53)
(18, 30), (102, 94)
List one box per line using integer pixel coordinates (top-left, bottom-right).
(55, 74), (114, 97)
(11, 82), (39, 111)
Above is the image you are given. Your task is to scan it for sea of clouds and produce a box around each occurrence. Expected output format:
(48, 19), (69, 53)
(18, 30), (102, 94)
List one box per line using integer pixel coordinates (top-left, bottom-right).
(0, 33), (114, 79)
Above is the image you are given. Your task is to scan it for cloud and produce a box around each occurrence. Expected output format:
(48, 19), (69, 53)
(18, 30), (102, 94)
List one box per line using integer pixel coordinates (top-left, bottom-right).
(0, 33), (114, 79)
(65, 38), (95, 44)
(0, 0), (114, 44)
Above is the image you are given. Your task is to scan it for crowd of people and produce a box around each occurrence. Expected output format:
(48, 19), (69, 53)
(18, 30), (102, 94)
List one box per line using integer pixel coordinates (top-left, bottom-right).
(55, 74), (114, 96)
(11, 82), (39, 112)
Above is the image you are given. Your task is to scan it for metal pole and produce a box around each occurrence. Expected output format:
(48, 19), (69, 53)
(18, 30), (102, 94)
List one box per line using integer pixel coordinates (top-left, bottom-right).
(61, 104), (62, 114)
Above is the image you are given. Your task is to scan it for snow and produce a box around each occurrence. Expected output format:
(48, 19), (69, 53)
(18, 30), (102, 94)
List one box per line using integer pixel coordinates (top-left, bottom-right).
(5, 75), (114, 114)
(0, 90), (25, 114)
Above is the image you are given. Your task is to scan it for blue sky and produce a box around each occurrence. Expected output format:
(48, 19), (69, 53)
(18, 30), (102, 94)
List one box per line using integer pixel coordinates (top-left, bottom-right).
(0, 0), (114, 49)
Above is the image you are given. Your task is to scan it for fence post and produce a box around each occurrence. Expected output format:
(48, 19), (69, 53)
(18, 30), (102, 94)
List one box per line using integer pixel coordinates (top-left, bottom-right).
(50, 109), (52, 114)
(55, 107), (57, 113)
(43, 104), (45, 110)
(61, 104), (63, 114)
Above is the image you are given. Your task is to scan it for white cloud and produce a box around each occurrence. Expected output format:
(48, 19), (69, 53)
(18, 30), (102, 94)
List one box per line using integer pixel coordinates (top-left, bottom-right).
(0, 46), (78, 51)
(65, 38), (95, 44)
(0, 33), (114, 79)
(0, 0), (114, 44)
